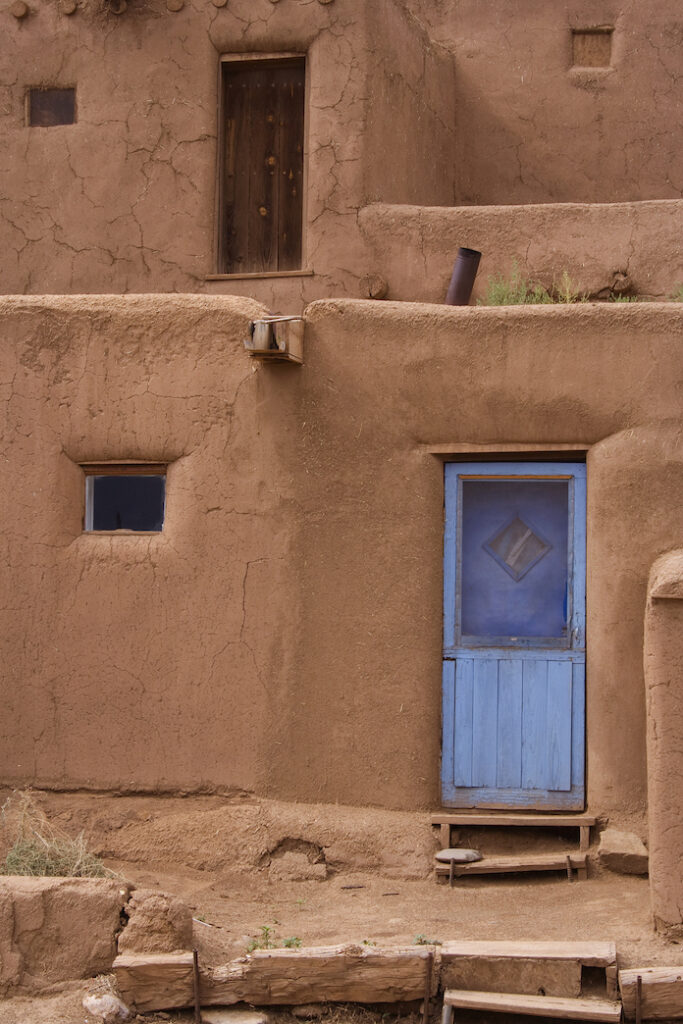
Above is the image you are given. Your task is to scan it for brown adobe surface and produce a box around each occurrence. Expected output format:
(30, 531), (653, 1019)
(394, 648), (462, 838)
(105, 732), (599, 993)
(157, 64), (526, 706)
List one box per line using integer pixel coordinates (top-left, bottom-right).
(0, 791), (677, 1023)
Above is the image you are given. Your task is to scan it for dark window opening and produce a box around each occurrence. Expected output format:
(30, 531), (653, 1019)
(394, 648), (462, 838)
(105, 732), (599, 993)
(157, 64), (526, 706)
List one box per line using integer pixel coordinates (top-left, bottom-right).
(28, 87), (76, 127)
(571, 28), (613, 68)
(219, 56), (305, 274)
(84, 466), (166, 532)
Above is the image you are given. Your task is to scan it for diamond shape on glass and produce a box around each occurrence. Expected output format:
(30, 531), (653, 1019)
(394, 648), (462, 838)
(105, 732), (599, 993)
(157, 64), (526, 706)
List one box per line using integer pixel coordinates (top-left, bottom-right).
(483, 515), (552, 582)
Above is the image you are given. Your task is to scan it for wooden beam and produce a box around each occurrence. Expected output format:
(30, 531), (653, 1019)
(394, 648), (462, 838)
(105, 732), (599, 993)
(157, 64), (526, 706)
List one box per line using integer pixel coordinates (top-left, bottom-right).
(441, 955), (581, 998)
(620, 967), (683, 1019)
(430, 813), (596, 828)
(203, 944), (433, 1007)
(444, 989), (622, 1022)
(115, 945), (434, 1013)
(114, 953), (194, 1012)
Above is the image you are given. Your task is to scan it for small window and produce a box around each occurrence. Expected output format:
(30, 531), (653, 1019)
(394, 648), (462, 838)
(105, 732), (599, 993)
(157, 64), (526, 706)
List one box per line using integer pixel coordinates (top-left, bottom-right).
(219, 56), (305, 274)
(571, 28), (613, 68)
(28, 87), (76, 127)
(83, 465), (166, 532)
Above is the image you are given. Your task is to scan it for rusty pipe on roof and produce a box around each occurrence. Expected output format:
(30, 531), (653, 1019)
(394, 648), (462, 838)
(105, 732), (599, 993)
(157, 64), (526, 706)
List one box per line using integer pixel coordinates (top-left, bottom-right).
(445, 247), (482, 305)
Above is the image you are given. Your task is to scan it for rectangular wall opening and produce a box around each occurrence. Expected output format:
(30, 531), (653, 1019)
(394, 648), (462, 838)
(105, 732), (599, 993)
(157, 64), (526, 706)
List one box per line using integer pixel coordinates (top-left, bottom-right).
(28, 87), (76, 126)
(571, 28), (613, 68)
(218, 56), (305, 275)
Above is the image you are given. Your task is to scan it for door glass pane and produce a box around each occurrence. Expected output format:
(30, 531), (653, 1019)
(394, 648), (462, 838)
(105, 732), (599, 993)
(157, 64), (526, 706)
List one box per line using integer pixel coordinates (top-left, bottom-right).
(460, 479), (569, 641)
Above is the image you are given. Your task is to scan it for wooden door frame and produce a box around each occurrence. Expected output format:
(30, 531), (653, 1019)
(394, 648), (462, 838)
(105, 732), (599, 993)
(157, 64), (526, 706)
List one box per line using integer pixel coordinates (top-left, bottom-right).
(213, 51), (309, 277)
(441, 460), (587, 809)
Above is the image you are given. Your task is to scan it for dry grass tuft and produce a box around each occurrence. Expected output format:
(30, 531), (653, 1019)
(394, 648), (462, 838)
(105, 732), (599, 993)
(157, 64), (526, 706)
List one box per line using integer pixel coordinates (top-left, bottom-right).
(0, 790), (114, 878)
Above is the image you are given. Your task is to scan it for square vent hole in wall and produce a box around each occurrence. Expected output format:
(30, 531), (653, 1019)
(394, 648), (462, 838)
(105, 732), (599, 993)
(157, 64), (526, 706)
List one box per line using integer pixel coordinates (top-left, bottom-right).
(27, 87), (76, 126)
(83, 464), (166, 532)
(572, 28), (613, 67)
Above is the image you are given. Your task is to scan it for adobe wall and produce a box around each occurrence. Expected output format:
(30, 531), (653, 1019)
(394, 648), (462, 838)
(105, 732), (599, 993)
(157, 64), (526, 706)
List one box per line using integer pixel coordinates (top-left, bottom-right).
(3, 0), (679, 313)
(0, 0), (455, 307)
(644, 551), (683, 937)
(408, 0), (682, 206)
(1, 295), (681, 819)
(0, 294), (296, 794)
(0, 877), (128, 995)
(360, 200), (683, 304)
(263, 300), (683, 816)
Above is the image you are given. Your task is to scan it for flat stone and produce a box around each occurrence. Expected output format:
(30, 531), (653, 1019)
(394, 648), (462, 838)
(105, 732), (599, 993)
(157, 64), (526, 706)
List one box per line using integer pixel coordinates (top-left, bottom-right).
(598, 828), (649, 875)
(435, 848), (482, 864)
(202, 1011), (268, 1024)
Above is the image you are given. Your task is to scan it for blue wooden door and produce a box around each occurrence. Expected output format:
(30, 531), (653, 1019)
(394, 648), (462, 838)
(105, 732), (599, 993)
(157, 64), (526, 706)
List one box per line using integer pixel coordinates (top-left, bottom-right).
(442, 463), (586, 809)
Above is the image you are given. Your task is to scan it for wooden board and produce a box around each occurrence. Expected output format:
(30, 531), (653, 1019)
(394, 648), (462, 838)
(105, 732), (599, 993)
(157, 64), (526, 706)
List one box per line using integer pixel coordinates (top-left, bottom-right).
(203, 944), (433, 1007)
(441, 956), (581, 998)
(220, 58), (304, 274)
(114, 952), (195, 1012)
(619, 967), (683, 1019)
(444, 988), (622, 1022)
(430, 813), (596, 827)
(115, 945), (434, 1013)
(435, 852), (587, 877)
(440, 940), (616, 967)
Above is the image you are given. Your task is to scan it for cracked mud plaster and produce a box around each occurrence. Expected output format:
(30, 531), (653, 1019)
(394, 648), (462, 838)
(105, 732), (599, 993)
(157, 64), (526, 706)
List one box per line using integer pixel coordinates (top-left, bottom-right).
(0, 0), (455, 308)
(359, 199), (683, 304)
(0, 294), (304, 796)
(0, 877), (129, 995)
(442, 0), (683, 206)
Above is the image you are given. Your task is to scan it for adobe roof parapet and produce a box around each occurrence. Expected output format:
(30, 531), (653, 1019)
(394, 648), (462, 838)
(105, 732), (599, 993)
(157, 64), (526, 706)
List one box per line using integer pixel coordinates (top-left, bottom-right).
(648, 551), (683, 601)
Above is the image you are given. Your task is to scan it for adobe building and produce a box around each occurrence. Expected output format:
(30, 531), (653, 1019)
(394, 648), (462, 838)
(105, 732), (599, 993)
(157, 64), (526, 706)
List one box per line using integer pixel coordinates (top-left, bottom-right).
(1, 0), (683, 934)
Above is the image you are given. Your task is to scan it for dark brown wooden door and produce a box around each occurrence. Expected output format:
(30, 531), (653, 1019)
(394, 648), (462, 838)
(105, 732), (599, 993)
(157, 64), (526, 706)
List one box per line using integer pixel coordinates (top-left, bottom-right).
(220, 58), (305, 274)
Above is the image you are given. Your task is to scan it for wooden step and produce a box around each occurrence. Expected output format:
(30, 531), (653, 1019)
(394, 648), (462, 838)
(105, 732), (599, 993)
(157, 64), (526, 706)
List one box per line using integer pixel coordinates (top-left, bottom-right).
(435, 851), (587, 880)
(443, 988), (622, 1022)
(431, 813), (597, 827)
(440, 940), (616, 966)
(619, 966), (683, 1019)
(431, 813), (596, 851)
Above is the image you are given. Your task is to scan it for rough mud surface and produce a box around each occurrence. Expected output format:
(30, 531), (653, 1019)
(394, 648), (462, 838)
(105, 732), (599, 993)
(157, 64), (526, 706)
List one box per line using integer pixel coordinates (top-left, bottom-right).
(0, 792), (673, 1021)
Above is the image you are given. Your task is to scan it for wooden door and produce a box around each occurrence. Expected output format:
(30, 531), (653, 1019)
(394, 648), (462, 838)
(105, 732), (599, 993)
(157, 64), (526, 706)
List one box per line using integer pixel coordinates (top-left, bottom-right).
(442, 463), (586, 809)
(220, 57), (304, 274)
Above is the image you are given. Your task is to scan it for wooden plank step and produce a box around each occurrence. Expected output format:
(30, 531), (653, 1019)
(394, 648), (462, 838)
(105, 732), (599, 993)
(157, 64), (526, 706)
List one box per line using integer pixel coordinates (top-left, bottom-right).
(620, 966), (683, 1019)
(435, 852), (587, 877)
(431, 813), (597, 827)
(440, 940), (616, 966)
(444, 988), (622, 1022)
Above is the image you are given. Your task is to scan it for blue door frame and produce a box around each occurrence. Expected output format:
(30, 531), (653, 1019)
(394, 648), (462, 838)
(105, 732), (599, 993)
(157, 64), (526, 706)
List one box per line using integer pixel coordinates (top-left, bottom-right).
(442, 462), (586, 810)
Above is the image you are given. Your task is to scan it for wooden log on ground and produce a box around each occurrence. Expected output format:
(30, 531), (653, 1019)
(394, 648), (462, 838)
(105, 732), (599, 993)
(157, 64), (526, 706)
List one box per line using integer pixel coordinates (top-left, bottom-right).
(440, 941), (615, 999)
(620, 967), (683, 1019)
(114, 952), (194, 1012)
(203, 944), (435, 1007)
(115, 945), (435, 1013)
(441, 955), (581, 998)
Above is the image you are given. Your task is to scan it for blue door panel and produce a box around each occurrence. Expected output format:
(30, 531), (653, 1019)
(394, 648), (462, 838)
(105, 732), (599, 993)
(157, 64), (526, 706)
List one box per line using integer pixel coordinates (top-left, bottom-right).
(496, 660), (523, 788)
(452, 658), (473, 786)
(546, 660), (573, 791)
(472, 659), (498, 787)
(442, 463), (586, 811)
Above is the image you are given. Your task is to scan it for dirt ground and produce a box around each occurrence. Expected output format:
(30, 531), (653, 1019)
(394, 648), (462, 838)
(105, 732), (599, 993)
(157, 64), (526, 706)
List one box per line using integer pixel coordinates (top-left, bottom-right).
(0, 792), (677, 1024)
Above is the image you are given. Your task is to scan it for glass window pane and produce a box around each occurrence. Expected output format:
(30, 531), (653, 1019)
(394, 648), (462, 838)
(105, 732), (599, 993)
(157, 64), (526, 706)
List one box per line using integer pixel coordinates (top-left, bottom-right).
(90, 475), (165, 532)
(460, 479), (569, 641)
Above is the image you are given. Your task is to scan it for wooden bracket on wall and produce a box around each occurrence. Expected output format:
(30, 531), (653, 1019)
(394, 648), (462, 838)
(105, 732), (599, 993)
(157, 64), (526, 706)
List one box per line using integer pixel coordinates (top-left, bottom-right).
(244, 316), (304, 364)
